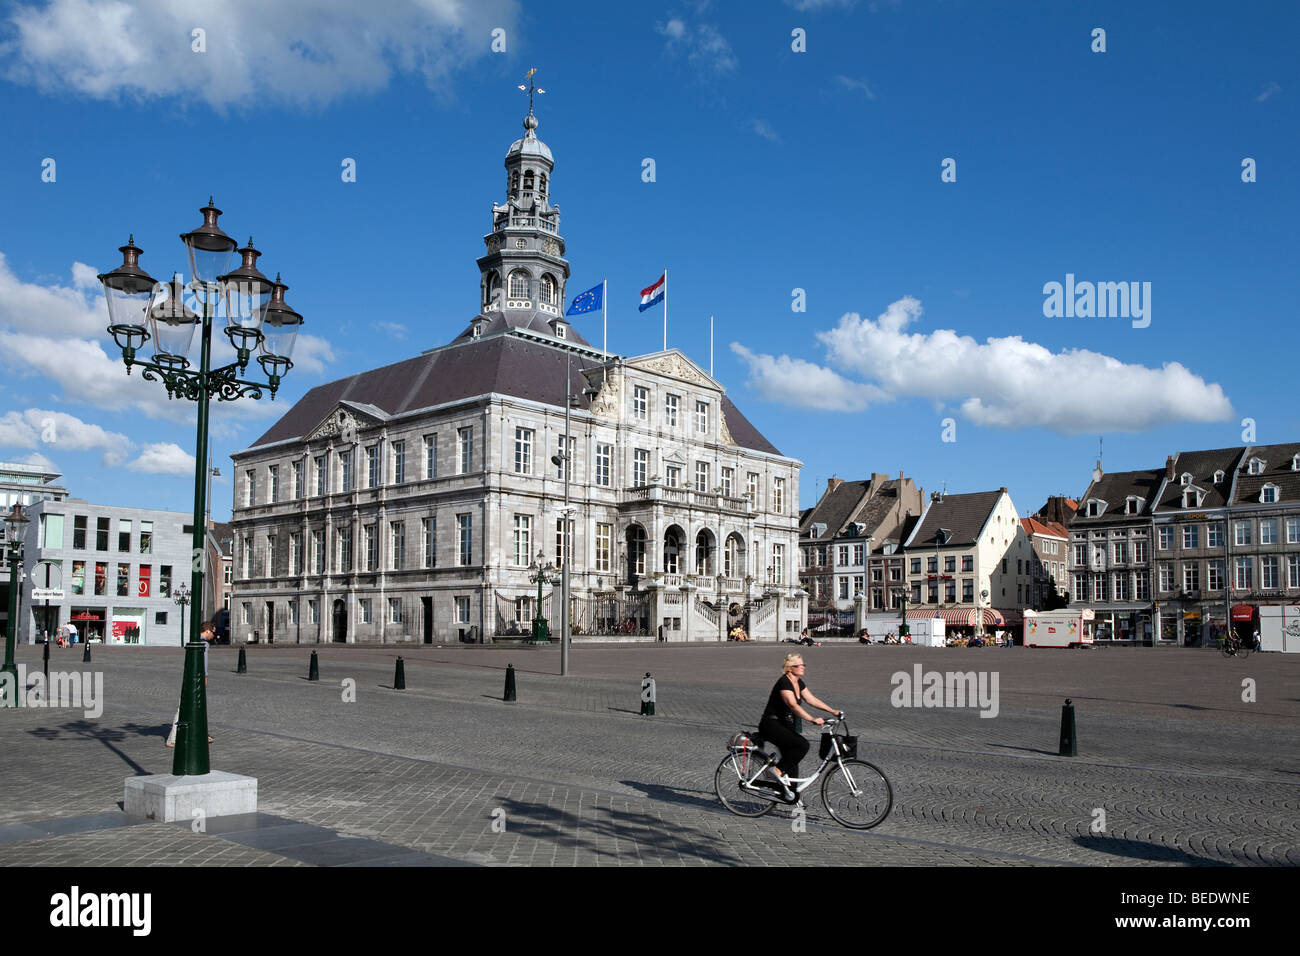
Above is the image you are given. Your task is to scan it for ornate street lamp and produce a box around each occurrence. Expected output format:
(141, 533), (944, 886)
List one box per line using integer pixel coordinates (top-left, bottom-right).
(173, 584), (191, 648)
(98, 199), (303, 776)
(528, 550), (557, 644)
(2, 503), (30, 697)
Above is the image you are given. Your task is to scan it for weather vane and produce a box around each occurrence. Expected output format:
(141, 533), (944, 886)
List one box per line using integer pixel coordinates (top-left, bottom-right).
(517, 68), (546, 115)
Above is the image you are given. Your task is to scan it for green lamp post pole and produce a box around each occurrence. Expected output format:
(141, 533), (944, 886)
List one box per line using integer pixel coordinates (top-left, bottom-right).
(98, 200), (303, 776)
(529, 551), (554, 643)
(2, 503), (30, 701)
(174, 584), (191, 648)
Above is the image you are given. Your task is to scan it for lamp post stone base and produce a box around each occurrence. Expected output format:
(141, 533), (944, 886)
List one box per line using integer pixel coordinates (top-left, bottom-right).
(124, 770), (258, 823)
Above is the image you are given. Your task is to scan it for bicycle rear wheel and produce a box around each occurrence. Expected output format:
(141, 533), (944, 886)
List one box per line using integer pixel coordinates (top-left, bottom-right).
(715, 751), (777, 817)
(821, 758), (892, 829)
(1221, 640), (1235, 658)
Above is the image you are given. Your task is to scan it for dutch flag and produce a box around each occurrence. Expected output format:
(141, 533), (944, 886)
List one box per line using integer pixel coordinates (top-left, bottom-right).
(638, 273), (666, 312)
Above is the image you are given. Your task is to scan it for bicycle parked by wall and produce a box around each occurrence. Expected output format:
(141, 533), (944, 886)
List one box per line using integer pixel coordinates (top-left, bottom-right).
(714, 716), (892, 829)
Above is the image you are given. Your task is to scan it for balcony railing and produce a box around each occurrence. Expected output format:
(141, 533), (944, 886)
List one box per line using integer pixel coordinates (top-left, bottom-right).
(618, 485), (752, 514)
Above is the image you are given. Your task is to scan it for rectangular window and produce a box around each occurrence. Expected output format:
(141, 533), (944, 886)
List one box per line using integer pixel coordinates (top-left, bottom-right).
(772, 543), (785, 584)
(139, 520), (152, 554)
(292, 459), (303, 499)
(269, 464), (280, 502)
(944, 555), (956, 574)
(514, 427), (534, 474)
(1206, 522), (1223, 549)
(424, 434), (437, 479)
(664, 393), (678, 427)
(241, 535), (252, 578)
(666, 465), (681, 488)
(1073, 543), (1087, 567)
(1114, 541), (1129, 564)
(837, 546), (849, 566)
(423, 518), (436, 568)
(513, 515), (532, 566)
(1158, 564), (1173, 593)
(458, 427), (473, 473)
(595, 522), (612, 573)
(340, 525), (356, 572)
(95, 517), (109, 551)
(38, 512), (63, 550)
(721, 467), (734, 497)
(315, 455), (328, 496)
(458, 513), (473, 566)
(555, 516), (573, 569)
(311, 531), (324, 574)
(360, 599), (372, 624)
(69, 515), (86, 550)
(118, 519), (132, 552)
(962, 554), (974, 573)
(1261, 556), (1279, 589)
(1208, 560), (1225, 592)
(392, 441), (406, 484)
(389, 598), (403, 624)
(1235, 521), (1252, 547)
(911, 583), (922, 605)
(1234, 557), (1252, 590)
(363, 525), (377, 571)
(1286, 518), (1300, 545)
(340, 450), (353, 492)
(288, 600), (299, 626)
(390, 521), (405, 571)
(366, 446), (380, 488)
(963, 579), (974, 602)
(632, 386), (648, 420)
(71, 560), (86, 595)
(1133, 540), (1149, 564)
(1093, 573), (1107, 602)
(1183, 564), (1200, 593)
(93, 561), (107, 596)
(772, 477), (785, 514)
(1260, 519), (1277, 545)
(1181, 524), (1198, 550)
(289, 532), (302, 575)
(947, 580), (957, 602)
(746, 473), (759, 505)
(244, 470), (256, 507)
(695, 401), (709, 433)
(633, 448), (649, 487)
(594, 443), (612, 487)
(911, 558), (921, 575)
(695, 461), (710, 490)
(266, 534), (277, 576)
(116, 562), (130, 597)
(1135, 572), (1150, 600)
(455, 596), (470, 624)
(838, 578), (849, 600)
(928, 583), (938, 604)
(242, 603), (251, 626)
(154, 610), (167, 626)
(1157, 526), (1172, 550)
(927, 556), (938, 574)
(309, 599), (320, 625)
(138, 564), (151, 598)
(159, 565), (171, 597)
(1288, 555), (1300, 589)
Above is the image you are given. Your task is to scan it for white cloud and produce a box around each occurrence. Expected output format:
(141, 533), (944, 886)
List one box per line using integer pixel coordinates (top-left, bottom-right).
(731, 344), (887, 411)
(656, 15), (736, 74)
(129, 442), (196, 476)
(3, 0), (519, 109)
(734, 296), (1234, 434)
(290, 334), (337, 375)
(749, 118), (780, 142)
(16, 451), (59, 472)
(1255, 81), (1281, 103)
(835, 74), (876, 99)
(371, 321), (409, 340)
(0, 408), (133, 466)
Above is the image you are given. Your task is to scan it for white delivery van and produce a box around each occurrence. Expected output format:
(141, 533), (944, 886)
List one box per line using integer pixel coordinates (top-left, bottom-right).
(1023, 609), (1094, 648)
(908, 617), (946, 647)
(1258, 606), (1300, 653)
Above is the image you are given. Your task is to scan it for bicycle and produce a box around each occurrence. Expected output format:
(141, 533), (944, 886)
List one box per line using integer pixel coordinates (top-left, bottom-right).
(714, 716), (892, 829)
(1220, 634), (1253, 659)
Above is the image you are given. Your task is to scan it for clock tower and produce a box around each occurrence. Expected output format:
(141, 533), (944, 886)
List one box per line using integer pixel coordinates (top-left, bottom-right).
(476, 71), (571, 324)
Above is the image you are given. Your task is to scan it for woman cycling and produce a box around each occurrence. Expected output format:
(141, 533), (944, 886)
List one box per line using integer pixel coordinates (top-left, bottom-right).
(759, 653), (840, 799)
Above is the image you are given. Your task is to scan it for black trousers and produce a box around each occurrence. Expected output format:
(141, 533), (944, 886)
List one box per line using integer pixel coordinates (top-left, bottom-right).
(760, 717), (809, 778)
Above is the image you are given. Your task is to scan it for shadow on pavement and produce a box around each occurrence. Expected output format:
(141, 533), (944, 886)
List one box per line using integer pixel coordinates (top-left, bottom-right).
(987, 743), (1061, 757)
(28, 720), (158, 776)
(619, 779), (723, 813)
(494, 796), (743, 865)
(1072, 835), (1229, 865)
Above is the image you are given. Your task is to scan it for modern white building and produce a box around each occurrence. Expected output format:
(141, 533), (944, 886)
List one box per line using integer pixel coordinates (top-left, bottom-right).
(228, 103), (805, 644)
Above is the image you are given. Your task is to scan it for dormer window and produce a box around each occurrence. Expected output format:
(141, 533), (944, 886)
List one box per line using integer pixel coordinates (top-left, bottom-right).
(555, 324), (566, 339)
(1248, 457), (1265, 475)
(1182, 489), (1203, 508)
(1292, 455), (1300, 472)
(1213, 470), (1225, 484)
(1124, 497), (1142, 515)
(472, 322), (482, 338)
(1180, 473), (1192, 486)
(1260, 484), (1279, 504)
(1086, 499), (1105, 518)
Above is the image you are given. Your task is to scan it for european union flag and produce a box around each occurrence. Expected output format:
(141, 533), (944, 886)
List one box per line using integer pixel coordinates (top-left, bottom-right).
(566, 282), (603, 316)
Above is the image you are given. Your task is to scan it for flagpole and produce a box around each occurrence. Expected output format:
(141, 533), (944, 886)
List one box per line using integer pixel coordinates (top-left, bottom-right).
(710, 314), (714, 377)
(602, 277), (608, 384)
(663, 268), (668, 351)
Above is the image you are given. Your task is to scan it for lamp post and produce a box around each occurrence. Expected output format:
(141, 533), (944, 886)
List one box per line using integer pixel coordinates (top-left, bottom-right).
(174, 584), (191, 647)
(548, 354), (582, 675)
(3, 503), (30, 697)
(98, 200), (303, 776)
(528, 551), (556, 644)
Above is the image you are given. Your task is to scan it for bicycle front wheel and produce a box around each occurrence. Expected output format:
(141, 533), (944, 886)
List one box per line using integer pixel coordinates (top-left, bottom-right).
(715, 751), (777, 817)
(1238, 642), (1253, 660)
(821, 758), (892, 829)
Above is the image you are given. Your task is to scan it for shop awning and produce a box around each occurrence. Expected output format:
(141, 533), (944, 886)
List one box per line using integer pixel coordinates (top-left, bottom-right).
(905, 608), (1006, 626)
(1231, 604), (1255, 622)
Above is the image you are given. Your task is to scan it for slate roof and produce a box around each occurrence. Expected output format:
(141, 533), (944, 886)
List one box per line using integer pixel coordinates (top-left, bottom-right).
(450, 309), (593, 347)
(1073, 469), (1164, 525)
(799, 480), (870, 539)
(906, 490), (1004, 547)
(850, 480), (912, 543)
(1154, 447), (1243, 511)
(248, 333), (781, 456)
(1232, 442), (1300, 506)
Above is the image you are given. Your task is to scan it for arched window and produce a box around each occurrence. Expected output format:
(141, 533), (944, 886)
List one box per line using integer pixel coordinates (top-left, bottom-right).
(724, 534), (743, 577)
(509, 171), (519, 195)
(1213, 470), (1225, 483)
(508, 271), (529, 299)
(523, 170), (535, 193)
(539, 274), (556, 305)
(695, 530), (715, 576)
(663, 526), (685, 574)
(626, 525), (647, 579)
(539, 173), (548, 197)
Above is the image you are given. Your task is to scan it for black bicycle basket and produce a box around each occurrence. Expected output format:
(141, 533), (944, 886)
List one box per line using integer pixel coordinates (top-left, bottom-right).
(820, 730), (857, 759)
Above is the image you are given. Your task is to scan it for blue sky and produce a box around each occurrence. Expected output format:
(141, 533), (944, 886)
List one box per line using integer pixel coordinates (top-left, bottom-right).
(1, 0), (1296, 522)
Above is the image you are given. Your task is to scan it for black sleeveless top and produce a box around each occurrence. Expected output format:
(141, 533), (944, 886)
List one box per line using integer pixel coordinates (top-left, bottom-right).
(761, 674), (806, 726)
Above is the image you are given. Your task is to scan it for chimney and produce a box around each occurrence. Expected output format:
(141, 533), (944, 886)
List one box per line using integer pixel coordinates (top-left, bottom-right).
(1165, 455), (1176, 481)
(827, 475), (843, 492)
(898, 470), (904, 479)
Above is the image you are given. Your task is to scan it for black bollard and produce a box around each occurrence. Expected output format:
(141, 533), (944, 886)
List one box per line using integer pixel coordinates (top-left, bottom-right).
(82, 642), (91, 663)
(504, 663), (516, 702)
(43, 639), (50, 682)
(640, 672), (656, 716)
(237, 647), (247, 674)
(394, 657), (406, 690)
(308, 650), (319, 681)
(1059, 698), (1077, 756)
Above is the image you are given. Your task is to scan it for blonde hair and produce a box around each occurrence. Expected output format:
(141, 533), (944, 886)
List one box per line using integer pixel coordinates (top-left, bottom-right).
(783, 653), (804, 673)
